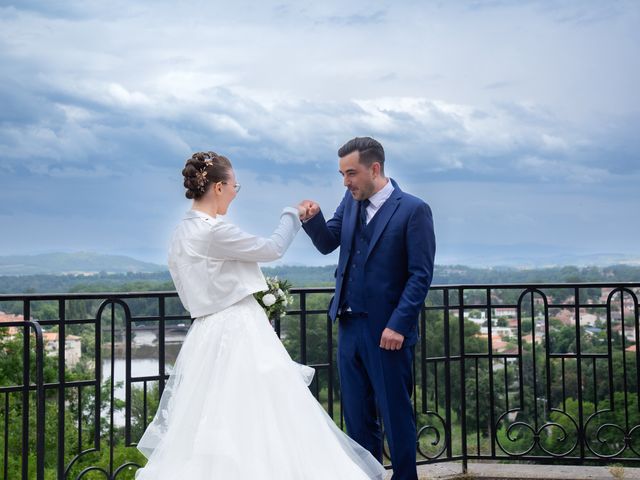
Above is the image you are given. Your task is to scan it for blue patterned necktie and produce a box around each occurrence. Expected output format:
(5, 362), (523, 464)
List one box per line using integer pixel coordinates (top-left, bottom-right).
(359, 199), (370, 227)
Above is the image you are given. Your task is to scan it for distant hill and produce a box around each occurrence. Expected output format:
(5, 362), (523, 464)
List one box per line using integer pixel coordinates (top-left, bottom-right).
(1, 258), (640, 295)
(261, 265), (336, 287)
(436, 244), (640, 268)
(0, 252), (166, 276)
(262, 264), (640, 287)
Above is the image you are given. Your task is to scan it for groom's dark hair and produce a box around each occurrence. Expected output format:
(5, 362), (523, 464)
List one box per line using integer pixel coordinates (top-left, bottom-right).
(338, 137), (385, 174)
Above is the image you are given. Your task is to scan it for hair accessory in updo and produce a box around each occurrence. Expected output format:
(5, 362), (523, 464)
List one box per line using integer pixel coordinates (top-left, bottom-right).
(195, 168), (208, 194)
(182, 151), (233, 200)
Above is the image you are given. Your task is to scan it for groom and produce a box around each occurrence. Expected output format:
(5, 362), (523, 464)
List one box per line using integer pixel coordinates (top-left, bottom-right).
(301, 137), (436, 480)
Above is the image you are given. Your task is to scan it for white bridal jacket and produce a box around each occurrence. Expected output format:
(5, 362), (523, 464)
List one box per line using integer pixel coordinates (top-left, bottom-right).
(168, 207), (301, 318)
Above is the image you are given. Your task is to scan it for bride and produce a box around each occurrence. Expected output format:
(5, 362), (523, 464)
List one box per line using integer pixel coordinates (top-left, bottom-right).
(135, 151), (386, 479)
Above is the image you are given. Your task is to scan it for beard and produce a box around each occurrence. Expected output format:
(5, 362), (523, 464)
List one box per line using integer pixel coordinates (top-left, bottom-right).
(349, 182), (375, 201)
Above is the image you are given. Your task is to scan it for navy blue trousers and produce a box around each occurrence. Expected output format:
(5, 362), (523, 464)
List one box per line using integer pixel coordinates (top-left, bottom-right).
(338, 315), (417, 480)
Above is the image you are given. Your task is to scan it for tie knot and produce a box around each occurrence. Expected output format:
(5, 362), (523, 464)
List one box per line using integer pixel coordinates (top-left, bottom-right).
(361, 199), (370, 208)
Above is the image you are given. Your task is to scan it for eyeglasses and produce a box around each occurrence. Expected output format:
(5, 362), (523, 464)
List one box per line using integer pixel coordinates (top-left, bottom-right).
(221, 182), (241, 193)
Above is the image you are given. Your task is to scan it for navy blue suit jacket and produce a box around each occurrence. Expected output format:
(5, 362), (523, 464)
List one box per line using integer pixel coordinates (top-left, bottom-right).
(302, 179), (436, 346)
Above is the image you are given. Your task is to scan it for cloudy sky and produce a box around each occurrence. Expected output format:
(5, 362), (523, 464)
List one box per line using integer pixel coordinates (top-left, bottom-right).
(1, 0), (638, 266)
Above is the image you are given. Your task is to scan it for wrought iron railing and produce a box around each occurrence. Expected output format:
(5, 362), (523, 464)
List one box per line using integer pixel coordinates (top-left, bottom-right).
(0, 282), (639, 478)
(0, 315), (45, 480)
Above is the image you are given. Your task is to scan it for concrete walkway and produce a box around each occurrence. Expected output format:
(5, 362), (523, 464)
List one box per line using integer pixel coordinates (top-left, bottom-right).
(382, 462), (640, 479)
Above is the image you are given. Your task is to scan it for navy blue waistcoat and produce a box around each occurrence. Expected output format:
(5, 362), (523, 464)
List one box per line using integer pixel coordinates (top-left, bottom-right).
(340, 203), (384, 313)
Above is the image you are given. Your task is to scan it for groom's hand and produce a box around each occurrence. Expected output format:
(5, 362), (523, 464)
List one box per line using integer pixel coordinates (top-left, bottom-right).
(380, 328), (404, 350)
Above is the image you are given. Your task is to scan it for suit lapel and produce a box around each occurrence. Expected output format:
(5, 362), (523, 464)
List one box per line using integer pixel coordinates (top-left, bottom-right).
(365, 190), (402, 261)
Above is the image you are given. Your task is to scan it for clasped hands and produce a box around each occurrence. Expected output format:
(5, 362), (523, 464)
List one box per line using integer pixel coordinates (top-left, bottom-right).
(296, 200), (320, 222)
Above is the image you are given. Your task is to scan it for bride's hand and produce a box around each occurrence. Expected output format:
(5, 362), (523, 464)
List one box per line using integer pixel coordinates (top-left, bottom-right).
(297, 203), (307, 219)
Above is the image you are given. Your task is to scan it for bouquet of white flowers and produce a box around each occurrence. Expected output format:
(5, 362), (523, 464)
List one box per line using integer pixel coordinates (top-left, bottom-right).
(254, 276), (294, 321)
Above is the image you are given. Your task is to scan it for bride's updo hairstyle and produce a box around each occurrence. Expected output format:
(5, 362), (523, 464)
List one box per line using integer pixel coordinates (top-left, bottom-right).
(182, 151), (232, 200)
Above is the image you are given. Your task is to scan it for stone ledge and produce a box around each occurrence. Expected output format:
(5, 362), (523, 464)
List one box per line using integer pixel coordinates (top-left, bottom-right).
(382, 462), (640, 480)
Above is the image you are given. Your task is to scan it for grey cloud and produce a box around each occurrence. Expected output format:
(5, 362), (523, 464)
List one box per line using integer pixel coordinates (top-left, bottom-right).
(324, 10), (386, 26)
(0, 1), (132, 20)
(378, 73), (398, 82)
(466, 0), (522, 11)
(1, 0), (637, 188)
(551, 2), (627, 26)
(0, 0), (638, 264)
(3, 66), (637, 189)
(0, 2), (83, 19)
(464, 0), (631, 23)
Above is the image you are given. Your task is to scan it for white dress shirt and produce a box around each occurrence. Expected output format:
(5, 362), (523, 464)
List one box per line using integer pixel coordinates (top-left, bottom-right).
(168, 207), (301, 318)
(363, 179), (395, 224)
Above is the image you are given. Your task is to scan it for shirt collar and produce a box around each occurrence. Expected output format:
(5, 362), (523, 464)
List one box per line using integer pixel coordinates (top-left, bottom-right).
(184, 209), (218, 222)
(367, 179), (394, 209)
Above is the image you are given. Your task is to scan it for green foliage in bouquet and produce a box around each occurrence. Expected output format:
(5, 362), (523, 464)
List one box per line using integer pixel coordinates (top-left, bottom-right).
(254, 276), (294, 321)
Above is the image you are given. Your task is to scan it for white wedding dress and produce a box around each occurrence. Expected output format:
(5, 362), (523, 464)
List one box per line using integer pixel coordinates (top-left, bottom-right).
(135, 207), (385, 478)
(135, 295), (386, 479)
